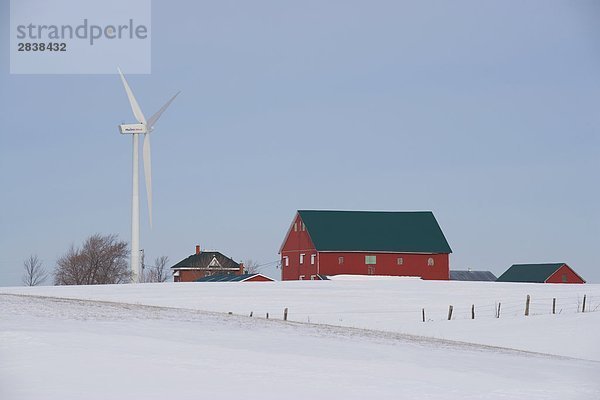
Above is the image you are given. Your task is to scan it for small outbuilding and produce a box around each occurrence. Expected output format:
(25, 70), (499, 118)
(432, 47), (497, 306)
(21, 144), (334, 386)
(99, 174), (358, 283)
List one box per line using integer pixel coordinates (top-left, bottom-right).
(496, 263), (585, 284)
(195, 273), (274, 282)
(450, 270), (497, 282)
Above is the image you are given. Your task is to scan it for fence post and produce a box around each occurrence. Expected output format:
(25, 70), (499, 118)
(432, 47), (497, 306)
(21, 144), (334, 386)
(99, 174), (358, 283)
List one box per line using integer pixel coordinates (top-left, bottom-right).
(497, 302), (501, 318)
(582, 295), (586, 313)
(250, 311), (253, 317)
(266, 312), (269, 319)
(284, 307), (288, 321)
(525, 295), (530, 316)
(447, 305), (453, 320)
(471, 304), (475, 320)
(552, 298), (556, 315)
(422, 308), (425, 322)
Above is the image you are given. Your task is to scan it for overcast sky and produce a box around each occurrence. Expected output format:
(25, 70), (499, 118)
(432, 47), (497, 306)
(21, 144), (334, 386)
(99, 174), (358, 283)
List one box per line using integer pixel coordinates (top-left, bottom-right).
(1, 0), (599, 285)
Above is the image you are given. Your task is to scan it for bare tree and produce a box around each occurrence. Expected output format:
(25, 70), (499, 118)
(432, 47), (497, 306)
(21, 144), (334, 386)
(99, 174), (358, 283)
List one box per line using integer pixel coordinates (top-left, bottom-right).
(243, 259), (260, 274)
(22, 254), (48, 286)
(143, 256), (170, 283)
(54, 234), (130, 285)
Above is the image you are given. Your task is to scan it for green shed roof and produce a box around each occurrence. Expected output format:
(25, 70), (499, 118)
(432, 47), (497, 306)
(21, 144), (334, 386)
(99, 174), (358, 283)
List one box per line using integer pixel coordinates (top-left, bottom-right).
(496, 263), (566, 283)
(297, 210), (452, 254)
(194, 274), (272, 282)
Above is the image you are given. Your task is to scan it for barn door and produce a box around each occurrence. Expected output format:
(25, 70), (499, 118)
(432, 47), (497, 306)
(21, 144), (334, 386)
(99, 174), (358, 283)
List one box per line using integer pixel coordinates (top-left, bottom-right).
(367, 266), (375, 275)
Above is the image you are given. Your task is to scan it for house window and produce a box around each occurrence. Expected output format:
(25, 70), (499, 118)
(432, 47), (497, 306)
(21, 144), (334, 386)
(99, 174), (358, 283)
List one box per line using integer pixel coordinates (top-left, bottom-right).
(397, 257), (404, 266)
(311, 254), (316, 265)
(300, 254), (305, 264)
(562, 274), (567, 283)
(294, 223), (298, 232)
(427, 258), (434, 267)
(283, 256), (289, 267)
(299, 275), (305, 280)
(365, 255), (377, 265)
(338, 256), (344, 265)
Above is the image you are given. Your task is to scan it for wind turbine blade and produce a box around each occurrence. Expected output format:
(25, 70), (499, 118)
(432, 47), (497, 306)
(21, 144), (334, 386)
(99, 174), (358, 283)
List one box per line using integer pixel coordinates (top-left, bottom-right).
(117, 67), (146, 124)
(147, 91), (180, 130)
(142, 133), (153, 228)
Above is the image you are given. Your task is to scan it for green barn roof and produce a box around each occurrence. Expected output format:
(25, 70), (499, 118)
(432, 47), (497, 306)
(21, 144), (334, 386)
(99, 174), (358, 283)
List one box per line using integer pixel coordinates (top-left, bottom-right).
(496, 263), (566, 283)
(297, 210), (452, 254)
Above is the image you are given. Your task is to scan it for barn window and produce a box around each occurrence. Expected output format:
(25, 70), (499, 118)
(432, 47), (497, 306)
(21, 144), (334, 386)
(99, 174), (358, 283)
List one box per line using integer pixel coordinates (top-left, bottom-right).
(562, 274), (567, 283)
(300, 254), (305, 264)
(397, 257), (404, 266)
(283, 256), (289, 267)
(338, 256), (344, 265)
(302, 222), (306, 231)
(427, 258), (434, 267)
(294, 223), (298, 232)
(365, 255), (376, 265)
(311, 254), (316, 265)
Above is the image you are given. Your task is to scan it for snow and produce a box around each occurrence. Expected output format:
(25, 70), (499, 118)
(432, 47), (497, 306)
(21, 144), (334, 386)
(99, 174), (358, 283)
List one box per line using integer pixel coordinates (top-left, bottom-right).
(328, 274), (422, 281)
(2, 279), (598, 359)
(1, 279), (599, 399)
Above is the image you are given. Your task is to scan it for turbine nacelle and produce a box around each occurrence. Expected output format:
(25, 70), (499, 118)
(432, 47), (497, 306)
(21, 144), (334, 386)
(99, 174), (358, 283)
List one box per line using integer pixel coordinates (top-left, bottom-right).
(119, 123), (148, 134)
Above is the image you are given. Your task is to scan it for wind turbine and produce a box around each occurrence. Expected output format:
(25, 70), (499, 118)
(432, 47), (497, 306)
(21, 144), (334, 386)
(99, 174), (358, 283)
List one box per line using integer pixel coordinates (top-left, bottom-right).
(117, 68), (179, 283)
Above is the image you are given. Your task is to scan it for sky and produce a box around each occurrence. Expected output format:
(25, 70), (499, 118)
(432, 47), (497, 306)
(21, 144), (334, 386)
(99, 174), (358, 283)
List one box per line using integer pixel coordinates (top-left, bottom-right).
(0, 0), (599, 285)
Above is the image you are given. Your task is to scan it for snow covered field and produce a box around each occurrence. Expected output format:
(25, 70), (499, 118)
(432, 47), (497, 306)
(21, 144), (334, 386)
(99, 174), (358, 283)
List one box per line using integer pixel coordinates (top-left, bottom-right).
(1, 278), (599, 399)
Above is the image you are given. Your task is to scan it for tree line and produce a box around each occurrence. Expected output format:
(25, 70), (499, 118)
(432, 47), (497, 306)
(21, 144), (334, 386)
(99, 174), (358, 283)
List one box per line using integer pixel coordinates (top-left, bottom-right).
(22, 233), (170, 286)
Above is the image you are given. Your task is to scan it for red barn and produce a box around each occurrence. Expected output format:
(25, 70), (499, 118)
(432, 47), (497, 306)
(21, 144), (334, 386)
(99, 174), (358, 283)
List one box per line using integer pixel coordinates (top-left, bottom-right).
(496, 263), (586, 284)
(279, 210), (452, 280)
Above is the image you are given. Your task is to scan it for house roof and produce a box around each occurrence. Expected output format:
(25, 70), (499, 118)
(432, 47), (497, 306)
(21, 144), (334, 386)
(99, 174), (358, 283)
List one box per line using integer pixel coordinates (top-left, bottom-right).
(296, 210), (452, 253)
(450, 270), (497, 282)
(194, 273), (274, 282)
(496, 263), (569, 283)
(171, 251), (240, 270)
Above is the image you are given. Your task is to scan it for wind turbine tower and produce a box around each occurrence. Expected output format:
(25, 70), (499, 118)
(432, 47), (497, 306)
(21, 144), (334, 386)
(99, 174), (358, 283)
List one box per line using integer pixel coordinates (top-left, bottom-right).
(117, 68), (179, 283)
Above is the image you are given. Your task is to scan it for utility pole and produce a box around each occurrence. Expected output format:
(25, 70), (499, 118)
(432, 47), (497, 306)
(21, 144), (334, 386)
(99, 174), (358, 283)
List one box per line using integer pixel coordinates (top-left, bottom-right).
(140, 249), (145, 282)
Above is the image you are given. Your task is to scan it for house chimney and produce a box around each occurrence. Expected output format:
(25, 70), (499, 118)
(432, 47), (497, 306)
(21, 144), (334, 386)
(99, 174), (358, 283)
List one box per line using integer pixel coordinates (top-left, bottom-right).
(195, 245), (201, 255)
(239, 263), (244, 275)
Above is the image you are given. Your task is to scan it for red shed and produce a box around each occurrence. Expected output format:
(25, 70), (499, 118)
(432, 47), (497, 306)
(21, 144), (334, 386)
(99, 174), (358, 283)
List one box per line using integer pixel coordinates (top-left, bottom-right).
(279, 210), (452, 281)
(496, 263), (586, 284)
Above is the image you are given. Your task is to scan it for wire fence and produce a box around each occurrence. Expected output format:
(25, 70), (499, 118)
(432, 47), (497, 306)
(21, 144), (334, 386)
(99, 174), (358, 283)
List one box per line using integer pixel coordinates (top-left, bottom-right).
(437, 295), (595, 322)
(239, 293), (600, 324)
